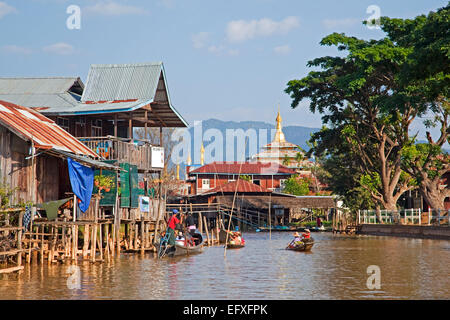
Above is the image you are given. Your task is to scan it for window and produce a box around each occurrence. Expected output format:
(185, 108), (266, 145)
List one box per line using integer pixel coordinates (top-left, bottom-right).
(57, 117), (69, 132)
(75, 118), (86, 137)
(202, 179), (210, 189)
(91, 119), (102, 137)
(253, 179), (260, 186)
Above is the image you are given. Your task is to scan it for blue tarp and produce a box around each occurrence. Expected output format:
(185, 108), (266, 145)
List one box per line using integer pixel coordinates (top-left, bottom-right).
(67, 158), (94, 213)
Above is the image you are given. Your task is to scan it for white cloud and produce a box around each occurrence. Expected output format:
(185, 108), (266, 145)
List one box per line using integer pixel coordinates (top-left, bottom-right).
(0, 2), (16, 19)
(2, 45), (32, 55)
(192, 32), (211, 49)
(43, 42), (74, 55)
(85, 1), (147, 16)
(273, 45), (291, 55)
(322, 18), (360, 29)
(226, 16), (299, 43)
(207, 45), (239, 56)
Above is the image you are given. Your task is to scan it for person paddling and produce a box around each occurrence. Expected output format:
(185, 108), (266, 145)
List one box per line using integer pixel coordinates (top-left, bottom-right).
(167, 209), (183, 247)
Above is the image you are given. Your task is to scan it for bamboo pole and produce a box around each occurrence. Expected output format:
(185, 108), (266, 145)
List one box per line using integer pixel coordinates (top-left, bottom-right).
(83, 224), (89, 259)
(198, 211), (203, 234)
(98, 223), (103, 261)
(224, 138), (247, 257)
(140, 221), (145, 255)
(203, 216), (210, 246)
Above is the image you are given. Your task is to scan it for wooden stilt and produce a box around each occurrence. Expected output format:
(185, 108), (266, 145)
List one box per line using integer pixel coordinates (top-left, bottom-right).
(203, 216), (210, 246)
(83, 224), (89, 259)
(140, 221), (145, 254)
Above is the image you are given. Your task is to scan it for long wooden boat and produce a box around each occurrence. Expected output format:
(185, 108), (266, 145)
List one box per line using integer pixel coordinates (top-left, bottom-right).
(258, 225), (304, 232)
(286, 239), (314, 252)
(157, 231), (204, 257)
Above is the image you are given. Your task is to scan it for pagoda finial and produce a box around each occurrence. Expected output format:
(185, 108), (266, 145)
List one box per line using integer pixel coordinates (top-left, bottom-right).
(200, 143), (205, 165)
(186, 152), (192, 165)
(273, 104), (286, 143)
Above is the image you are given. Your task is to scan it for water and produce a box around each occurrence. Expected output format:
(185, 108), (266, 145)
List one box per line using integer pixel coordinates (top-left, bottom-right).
(1, 232), (449, 299)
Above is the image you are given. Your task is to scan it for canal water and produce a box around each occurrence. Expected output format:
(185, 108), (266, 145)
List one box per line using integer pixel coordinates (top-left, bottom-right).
(0, 232), (449, 299)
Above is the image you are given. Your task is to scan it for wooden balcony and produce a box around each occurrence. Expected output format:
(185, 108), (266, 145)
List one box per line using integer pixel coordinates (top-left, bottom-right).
(78, 136), (161, 172)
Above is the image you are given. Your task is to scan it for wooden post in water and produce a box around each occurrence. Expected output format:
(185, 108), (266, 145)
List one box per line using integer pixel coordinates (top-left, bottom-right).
(198, 212), (203, 234)
(40, 225), (44, 264)
(83, 224), (89, 259)
(17, 211), (23, 269)
(140, 221), (145, 255)
(203, 215), (210, 246)
(72, 195), (77, 261)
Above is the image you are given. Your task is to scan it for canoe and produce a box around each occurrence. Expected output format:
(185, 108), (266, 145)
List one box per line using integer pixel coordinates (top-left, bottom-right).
(286, 239), (314, 252)
(226, 243), (245, 249)
(157, 230), (204, 257)
(258, 226), (303, 232)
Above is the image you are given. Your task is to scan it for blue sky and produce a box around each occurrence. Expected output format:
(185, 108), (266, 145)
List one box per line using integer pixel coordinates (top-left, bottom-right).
(0, 0), (447, 139)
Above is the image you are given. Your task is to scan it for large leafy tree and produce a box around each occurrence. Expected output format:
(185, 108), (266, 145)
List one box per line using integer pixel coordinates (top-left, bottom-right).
(285, 33), (419, 211)
(309, 127), (376, 212)
(380, 4), (450, 210)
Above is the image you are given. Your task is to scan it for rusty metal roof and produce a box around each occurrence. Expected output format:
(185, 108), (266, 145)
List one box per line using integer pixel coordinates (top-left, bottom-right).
(189, 161), (297, 175)
(0, 100), (98, 158)
(204, 179), (272, 194)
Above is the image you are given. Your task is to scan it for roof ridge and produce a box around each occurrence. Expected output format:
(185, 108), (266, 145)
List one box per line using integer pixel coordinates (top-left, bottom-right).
(89, 62), (163, 68)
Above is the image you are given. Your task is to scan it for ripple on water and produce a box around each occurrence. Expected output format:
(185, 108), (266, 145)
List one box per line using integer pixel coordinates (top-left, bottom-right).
(0, 232), (449, 299)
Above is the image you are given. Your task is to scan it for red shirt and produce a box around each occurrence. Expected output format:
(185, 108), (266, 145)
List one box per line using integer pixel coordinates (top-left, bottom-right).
(168, 215), (180, 230)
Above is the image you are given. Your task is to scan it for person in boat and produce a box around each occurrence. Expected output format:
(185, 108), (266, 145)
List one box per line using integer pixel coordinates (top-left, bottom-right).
(167, 209), (183, 247)
(316, 216), (322, 227)
(286, 232), (303, 248)
(185, 212), (196, 235)
(175, 231), (185, 246)
(302, 229), (311, 241)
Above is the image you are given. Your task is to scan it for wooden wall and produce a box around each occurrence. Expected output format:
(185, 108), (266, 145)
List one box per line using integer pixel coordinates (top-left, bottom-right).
(0, 126), (31, 204)
(0, 125), (68, 205)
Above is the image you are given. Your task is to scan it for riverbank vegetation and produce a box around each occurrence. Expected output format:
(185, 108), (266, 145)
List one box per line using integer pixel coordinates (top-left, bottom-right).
(285, 4), (449, 216)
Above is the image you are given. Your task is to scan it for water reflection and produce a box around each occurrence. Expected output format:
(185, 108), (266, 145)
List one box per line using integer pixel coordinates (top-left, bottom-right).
(0, 233), (449, 299)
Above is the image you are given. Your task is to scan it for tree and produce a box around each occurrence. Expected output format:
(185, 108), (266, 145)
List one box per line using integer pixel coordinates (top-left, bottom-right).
(282, 154), (290, 166)
(295, 151), (304, 168)
(380, 5), (450, 210)
(283, 175), (310, 196)
(285, 32), (418, 211)
(239, 175), (252, 182)
(135, 127), (180, 195)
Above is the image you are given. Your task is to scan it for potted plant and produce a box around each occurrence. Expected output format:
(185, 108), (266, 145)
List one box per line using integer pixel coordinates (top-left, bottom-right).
(94, 175), (115, 193)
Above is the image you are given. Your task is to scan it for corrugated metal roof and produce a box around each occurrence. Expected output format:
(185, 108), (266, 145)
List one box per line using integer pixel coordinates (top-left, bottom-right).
(0, 77), (82, 110)
(0, 63), (188, 127)
(81, 63), (162, 102)
(0, 77), (82, 94)
(189, 161), (297, 175)
(0, 100), (98, 158)
(42, 99), (149, 115)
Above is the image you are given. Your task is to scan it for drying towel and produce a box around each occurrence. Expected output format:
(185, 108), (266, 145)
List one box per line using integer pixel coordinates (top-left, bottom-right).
(67, 158), (94, 213)
(38, 198), (71, 220)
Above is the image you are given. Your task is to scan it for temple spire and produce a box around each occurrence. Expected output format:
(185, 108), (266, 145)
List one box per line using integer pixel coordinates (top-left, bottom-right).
(273, 104), (286, 143)
(200, 143), (205, 165)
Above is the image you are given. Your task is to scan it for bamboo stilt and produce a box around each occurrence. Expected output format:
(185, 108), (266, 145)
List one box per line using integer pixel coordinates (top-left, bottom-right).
(203, 216), (210, 246)
(83, 224), (89, 259)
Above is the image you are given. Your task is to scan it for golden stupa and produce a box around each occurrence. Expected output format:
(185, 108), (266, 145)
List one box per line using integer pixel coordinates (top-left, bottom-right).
(250, 107), (306, 170)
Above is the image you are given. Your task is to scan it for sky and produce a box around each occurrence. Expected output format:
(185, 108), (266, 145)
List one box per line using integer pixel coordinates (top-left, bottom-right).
(0, 0), (447, 141)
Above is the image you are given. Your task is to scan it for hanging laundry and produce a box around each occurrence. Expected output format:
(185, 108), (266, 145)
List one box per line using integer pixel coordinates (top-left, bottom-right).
(67, 158), (94, 213)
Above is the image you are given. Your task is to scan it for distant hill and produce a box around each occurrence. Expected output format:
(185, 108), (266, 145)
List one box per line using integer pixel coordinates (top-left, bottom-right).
(185, 118), (320, 164)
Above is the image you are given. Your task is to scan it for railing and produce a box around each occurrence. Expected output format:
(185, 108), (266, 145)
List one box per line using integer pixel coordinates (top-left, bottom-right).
(78, 136), (156, 171)
(358, 209), (450, 226)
